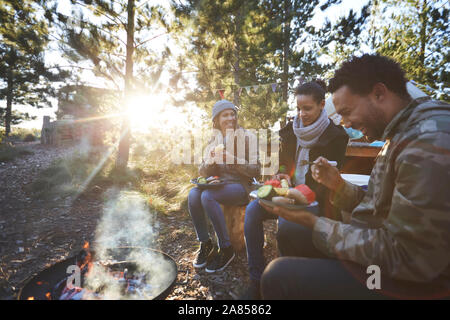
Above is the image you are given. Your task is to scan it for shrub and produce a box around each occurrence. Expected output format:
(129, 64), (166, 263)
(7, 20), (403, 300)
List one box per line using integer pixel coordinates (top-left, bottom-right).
(23, 134), (36, 142)
(0, 144), (33, 162)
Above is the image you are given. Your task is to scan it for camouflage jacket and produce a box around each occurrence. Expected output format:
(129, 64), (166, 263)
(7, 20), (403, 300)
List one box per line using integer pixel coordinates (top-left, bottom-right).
(312, 97), (450, 285)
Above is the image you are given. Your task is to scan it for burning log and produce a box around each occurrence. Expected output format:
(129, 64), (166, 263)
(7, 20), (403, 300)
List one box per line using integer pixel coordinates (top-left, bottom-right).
(55, 244), (161, 300)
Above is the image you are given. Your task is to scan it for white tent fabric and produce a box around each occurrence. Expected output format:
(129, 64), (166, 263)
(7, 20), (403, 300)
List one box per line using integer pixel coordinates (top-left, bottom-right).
(324, 81), (428, 125)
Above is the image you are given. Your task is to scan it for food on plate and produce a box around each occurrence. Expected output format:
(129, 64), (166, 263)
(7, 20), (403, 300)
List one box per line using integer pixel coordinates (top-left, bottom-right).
(280, 179), (290, 188)
(197, 177), (207, 184)
(206, 176), (220, 182)
(274, 187), (289, 196)
(264, 179), (282, 188)
(195, 176), (222, 185)
(272, 197), (295, 205)
(294, 184), (316, 204)
(256, 183), (316, 206)
(257, 184), (276, 199)
(286, 188), (309, 205)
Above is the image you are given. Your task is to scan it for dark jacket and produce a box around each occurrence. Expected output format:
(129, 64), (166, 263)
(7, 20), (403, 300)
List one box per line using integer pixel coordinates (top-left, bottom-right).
(278, 120), (349, 219)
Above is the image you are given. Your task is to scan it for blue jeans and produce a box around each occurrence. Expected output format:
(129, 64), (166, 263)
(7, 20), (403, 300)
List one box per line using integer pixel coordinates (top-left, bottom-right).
(188, 183), (248, 249)
(261, 257), (450, 300)
(244, 200), (321, 281)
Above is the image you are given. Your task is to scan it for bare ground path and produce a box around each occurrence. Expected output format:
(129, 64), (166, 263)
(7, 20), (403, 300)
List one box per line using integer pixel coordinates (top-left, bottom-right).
(0, 142), (102, 299)
(0, 142), (278, 300)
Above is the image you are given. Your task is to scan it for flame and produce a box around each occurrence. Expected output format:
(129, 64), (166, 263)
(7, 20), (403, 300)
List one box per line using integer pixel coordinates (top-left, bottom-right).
(79, 241), (93, 276)
(36, 281), (43, 285)
(45, 292), (52, 300)
(27, 297), (34, 300)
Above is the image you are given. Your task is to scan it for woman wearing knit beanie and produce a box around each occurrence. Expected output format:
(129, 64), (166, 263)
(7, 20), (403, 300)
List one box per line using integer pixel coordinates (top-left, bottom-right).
(188, 100), (260, 273)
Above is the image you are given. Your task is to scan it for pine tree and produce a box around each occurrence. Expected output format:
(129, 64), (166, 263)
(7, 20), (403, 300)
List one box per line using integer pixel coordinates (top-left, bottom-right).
(312, 1), (372, 75)
(171, 0), (336, 129)
(374, 0), (449, 100)
(53, 0), (172, 168)
(0, 0), (68, 136)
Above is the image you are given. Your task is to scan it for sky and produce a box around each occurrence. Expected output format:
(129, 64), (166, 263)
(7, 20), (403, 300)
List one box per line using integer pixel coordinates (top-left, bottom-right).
(7, 0), (370, 130)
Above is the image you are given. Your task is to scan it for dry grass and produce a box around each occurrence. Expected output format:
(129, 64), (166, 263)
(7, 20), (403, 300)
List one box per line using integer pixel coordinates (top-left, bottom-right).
(0, 143), (33, 162)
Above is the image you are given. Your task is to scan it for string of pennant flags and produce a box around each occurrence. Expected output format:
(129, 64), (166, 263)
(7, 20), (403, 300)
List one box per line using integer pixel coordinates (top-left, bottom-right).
(211, 77), (305, 99)
(211, 79), (447, 100)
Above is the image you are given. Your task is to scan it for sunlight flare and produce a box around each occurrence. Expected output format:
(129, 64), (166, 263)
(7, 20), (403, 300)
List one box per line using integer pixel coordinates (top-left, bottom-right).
(126, 94), (188, 132)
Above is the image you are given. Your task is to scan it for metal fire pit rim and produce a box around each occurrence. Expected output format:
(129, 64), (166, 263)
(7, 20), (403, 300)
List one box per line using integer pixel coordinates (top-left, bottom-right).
(17, 246), (178, 300)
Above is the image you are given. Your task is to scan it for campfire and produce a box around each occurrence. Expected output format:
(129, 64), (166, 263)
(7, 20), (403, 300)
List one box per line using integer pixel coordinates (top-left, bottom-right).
(55, 242), (162, 300)
(20, 191), (177, 300)
(20, 244), (177, 300)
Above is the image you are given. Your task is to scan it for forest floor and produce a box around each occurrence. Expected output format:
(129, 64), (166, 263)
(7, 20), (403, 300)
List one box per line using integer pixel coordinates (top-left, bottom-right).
(0, 141), (278, 300)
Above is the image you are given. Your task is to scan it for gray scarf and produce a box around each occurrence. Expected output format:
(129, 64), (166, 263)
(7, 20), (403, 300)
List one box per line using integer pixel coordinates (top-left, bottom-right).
(292, 109), (330, 185)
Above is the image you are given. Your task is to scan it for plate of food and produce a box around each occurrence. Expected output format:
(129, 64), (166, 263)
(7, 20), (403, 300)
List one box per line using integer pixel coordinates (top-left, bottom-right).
(191, 176), (227, 189)
(249, 179), (318, 211)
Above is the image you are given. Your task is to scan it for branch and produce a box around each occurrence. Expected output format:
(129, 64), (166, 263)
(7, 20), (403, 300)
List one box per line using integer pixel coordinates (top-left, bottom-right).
(73, 0), (127, 29)
(135, 32), (168, 48)
(47, 65), (121, 91)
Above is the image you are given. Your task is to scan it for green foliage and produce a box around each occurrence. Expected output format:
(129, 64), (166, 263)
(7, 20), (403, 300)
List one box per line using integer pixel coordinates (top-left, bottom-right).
(374, 0), (449, 101)
(54, 0), (171, 94)
(23, 133), (36, 142)
(314, 3), (372, 69)
(170, 1), (331, 129)
(0, 0), (70, 135)
(4, 127), (40, 141)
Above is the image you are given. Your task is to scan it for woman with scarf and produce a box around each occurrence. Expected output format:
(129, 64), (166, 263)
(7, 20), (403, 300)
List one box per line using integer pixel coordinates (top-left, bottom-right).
(242, 80), (349, 299)
(188, 100), (260, 273)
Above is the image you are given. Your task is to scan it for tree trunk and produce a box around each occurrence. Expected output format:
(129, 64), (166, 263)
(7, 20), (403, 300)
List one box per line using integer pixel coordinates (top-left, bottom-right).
(5, 74), (13, 137)
(220, 204), (247, 251)
(418, 0), (428, 82)
(281, 0), (291, 127)
(233, 3), (245, 107)
(116, 0), (135, 169)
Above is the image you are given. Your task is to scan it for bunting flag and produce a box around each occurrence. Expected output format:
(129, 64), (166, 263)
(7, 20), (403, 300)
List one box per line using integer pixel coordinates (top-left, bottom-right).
(208, 76), (312, 97)
(271, 83), (277, 93)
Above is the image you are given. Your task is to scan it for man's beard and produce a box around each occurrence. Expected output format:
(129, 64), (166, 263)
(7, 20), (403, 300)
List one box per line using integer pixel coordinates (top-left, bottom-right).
(365, 101), (387, 141)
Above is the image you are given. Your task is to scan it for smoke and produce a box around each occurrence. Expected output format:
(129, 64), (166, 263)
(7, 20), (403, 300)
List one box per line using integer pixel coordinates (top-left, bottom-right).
(83, 189), (176, 300)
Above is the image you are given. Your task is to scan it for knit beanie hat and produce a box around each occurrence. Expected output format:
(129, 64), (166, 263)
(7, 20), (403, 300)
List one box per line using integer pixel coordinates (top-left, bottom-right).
(211, 100), (237, 120)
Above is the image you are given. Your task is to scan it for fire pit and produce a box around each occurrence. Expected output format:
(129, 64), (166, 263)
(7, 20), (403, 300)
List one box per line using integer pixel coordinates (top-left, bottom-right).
(18, 246), (177, 300)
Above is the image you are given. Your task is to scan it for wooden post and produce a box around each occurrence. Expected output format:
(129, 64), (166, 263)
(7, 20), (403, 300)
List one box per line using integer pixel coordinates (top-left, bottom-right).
(41, 116), (51, 144)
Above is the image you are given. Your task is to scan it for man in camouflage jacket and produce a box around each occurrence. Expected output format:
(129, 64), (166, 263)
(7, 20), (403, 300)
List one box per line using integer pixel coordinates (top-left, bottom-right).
(259, 54), (450, 299)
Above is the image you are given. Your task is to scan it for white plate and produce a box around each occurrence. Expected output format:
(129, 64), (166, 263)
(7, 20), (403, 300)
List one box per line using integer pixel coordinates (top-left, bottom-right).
(341, 174), (370, 186)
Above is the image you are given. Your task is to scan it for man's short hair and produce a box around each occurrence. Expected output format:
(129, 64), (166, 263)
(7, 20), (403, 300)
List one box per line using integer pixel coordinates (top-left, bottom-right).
(328, 54), (410, 99)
